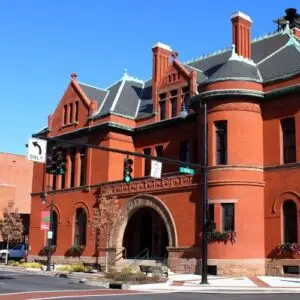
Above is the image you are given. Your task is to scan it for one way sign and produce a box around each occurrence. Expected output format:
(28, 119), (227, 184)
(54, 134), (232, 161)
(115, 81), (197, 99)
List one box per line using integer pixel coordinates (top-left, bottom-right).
(27, 138), (47, 163)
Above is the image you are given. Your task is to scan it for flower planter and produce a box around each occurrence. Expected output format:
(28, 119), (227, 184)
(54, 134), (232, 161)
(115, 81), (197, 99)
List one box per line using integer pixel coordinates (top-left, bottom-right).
(200, 231), (237, 244)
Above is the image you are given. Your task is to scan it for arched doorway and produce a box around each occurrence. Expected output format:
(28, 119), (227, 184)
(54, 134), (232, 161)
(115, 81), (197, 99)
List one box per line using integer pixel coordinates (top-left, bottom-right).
(123, 206), (169, 259)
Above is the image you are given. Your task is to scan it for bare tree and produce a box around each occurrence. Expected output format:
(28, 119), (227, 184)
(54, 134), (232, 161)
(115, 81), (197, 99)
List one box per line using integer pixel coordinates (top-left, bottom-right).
(0, 202), (24, 264)
(91, 190), (121, 272)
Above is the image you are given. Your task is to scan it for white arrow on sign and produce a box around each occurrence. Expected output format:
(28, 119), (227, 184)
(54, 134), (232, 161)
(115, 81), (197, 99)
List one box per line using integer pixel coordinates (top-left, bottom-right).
(27, 138), (47, 163)
(151, 160), (162, 179)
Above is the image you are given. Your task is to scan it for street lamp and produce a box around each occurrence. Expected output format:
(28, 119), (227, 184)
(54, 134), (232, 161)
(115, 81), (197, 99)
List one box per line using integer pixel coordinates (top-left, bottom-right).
(42, 186), (55, 271)
(180, 95), (209, 285)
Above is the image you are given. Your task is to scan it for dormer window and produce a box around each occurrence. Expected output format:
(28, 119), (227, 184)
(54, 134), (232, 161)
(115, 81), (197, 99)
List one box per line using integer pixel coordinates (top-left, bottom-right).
(63, 101), (79, 126)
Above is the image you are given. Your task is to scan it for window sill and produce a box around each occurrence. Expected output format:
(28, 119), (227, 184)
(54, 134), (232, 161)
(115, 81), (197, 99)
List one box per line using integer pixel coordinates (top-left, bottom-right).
(62, 121), (79, 128)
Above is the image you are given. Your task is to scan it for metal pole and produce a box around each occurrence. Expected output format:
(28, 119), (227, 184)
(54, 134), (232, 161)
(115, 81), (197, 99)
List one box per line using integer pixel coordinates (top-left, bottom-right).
(201, 100), (208, 284)
(46, 190), (54, 271)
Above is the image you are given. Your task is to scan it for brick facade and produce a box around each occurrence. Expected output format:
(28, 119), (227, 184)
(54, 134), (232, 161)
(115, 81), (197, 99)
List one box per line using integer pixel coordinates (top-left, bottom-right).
(28, 9), (300, 276)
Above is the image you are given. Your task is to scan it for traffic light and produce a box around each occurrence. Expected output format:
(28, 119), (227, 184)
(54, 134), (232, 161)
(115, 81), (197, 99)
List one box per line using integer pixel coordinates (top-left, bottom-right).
(123, 156), (133, 183)
(46, 145), (67, 175)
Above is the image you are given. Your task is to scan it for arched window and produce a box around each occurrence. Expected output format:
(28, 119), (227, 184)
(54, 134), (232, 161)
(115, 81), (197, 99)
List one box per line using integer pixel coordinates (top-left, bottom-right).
(51, 211), (58, 246)
(74, 208), (87, 246)
(283, 200), (298, 243)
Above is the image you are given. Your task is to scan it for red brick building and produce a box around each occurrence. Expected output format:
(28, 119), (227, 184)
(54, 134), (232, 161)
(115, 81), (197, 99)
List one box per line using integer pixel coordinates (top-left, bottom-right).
(0, 153), (33, 246)
(29, 8), (300, 276)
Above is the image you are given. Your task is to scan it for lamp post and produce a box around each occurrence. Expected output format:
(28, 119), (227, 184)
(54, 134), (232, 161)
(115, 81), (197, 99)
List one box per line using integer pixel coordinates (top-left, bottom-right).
(41, 186), (55, 271)
(180, 96), (209, 284)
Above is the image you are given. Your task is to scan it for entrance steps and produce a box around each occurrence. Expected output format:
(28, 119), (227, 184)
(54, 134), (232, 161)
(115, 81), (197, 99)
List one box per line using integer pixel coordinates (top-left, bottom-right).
(111, 258), (173, 274)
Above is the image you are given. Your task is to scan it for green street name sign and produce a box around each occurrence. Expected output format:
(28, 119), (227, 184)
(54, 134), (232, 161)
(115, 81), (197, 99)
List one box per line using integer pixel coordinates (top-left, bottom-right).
(179, 167), (195, 175)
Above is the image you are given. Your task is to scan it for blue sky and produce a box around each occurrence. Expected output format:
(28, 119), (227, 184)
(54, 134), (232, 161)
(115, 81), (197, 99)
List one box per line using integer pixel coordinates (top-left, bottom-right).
(0, 0), (298, 154)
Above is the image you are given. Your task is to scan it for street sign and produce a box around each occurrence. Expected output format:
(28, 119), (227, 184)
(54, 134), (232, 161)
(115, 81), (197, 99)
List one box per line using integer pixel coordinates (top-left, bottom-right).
(41, 211), (50, 230)
(179, 166), (195, 175)
(151, 160), (162, 179)
(27, 138), (47, 163)
(47, 231), (53, 239)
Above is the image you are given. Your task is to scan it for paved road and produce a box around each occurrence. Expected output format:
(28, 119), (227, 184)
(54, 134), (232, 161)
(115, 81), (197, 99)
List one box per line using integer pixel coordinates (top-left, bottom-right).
(0, 269), (299, 299)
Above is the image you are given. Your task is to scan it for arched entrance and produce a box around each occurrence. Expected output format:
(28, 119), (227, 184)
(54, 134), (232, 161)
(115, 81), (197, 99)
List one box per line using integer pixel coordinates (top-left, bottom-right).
(123, 207), (169, 258)
(110, 194), (177, 259)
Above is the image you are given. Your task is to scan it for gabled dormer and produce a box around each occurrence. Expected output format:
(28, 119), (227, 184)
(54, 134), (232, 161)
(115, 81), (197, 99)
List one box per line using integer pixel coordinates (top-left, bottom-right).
(151, 43), (197, 122)
(48, 73), (107, 136)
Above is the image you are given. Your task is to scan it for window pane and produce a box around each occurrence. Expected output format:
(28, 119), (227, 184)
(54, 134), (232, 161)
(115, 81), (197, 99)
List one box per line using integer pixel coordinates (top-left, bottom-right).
(222, 203), (234, 231)
(159, 101), (166, 120)
(282, 118), (296, 164)
(69, 103), (73, 123)
(80, 148), (86, 186)
(283, 200), (298, 243)
(215, 121), (227, 165)
(69, 147), (76, 188)
(74, 208), (87, 246)
(180, 141), (191, 163)
(143, 148), (151, 176)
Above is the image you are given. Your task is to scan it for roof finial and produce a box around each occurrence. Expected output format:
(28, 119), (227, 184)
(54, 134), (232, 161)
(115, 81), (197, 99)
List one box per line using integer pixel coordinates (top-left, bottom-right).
(282, 20), (290, 34)
(228, 44), (241, 61)
(71, 72), (77, 80)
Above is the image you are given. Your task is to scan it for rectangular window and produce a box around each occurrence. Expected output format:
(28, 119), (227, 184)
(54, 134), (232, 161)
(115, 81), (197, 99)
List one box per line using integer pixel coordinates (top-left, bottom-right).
(215, 120), (227, 165)
(61, 173), (65, 189)
(75, 101), (79, 122)
(155, 145), (163, 157)
(179, 140), (191, 163)
(69, 147), (76, 188)
(170, 90), (177, 118)
(52, 175), (57, 190)
(222, 203), (235, 232)
(159, 101), (166, 120)
(80, 148), (86, 186)
(208, 204), (215, 222)
(63, 105), (67, 125)
(159, 93), (166, 120)
(281, 117), (296, 164)
(69, 103), (73, 123)
(143, 148), (151, 176)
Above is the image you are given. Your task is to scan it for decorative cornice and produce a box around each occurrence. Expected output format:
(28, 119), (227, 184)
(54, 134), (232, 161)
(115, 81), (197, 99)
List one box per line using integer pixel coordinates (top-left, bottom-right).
(100, 174), (197, 196)
(208, 180), (265, 187)
(198, 89), (264, 99)
(208, 102), (261, 114)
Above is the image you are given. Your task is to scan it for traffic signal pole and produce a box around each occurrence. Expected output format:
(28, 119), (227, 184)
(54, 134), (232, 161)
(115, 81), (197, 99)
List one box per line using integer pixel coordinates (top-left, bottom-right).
(41, 137), (204, 171)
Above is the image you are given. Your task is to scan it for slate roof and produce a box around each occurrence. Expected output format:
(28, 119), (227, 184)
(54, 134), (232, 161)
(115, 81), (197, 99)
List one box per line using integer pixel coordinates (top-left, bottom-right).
(42, 25), (300, 128)
(205, 58), (262, 83)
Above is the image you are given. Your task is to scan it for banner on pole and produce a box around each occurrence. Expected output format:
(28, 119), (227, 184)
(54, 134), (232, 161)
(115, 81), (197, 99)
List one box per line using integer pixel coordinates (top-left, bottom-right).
(41, 211), (50, 230)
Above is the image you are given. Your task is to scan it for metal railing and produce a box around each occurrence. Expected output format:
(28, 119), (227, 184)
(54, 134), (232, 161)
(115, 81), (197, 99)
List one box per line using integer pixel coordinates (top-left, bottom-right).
(129, 248), (149, 268)
(110, 248), (127, 266)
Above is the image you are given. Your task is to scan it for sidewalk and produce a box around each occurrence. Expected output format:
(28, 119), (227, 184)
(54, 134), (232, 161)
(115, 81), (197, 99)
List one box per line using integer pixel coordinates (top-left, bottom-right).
(1, 264), (300, 294)
(128, 274), (300, 294)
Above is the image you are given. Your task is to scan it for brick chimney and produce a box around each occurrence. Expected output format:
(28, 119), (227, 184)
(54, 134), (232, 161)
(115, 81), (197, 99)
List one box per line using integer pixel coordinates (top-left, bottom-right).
(231, 12), (252, 59)
(152, 42), (172, 85)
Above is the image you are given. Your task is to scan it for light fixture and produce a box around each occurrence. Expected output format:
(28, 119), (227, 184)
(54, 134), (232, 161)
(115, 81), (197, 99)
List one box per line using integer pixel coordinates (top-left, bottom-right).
(179, 103), (188, 119)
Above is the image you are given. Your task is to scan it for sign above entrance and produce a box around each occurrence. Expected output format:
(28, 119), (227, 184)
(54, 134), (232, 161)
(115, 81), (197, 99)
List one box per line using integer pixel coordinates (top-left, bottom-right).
(151, 160), (162, 179)
(27, 138), (47, 163)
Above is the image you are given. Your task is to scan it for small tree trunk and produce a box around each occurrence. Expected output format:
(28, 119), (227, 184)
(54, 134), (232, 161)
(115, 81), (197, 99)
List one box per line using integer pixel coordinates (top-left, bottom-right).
(5, 239), (9, 265)
(105, 239), (109, 273)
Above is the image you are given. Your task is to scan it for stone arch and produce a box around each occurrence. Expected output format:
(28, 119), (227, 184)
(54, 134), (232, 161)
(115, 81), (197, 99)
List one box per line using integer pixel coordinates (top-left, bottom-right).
(47, 204), (62, 224)
(272, 190), (300, 214)
(73, 201), (91, 221)
(110, 194), (178, 250)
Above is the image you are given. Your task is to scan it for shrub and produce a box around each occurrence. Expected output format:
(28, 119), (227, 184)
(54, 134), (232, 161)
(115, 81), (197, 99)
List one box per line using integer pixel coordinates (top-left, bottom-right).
(57, 263), (85, 272)
(19, 262), (43, 269)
